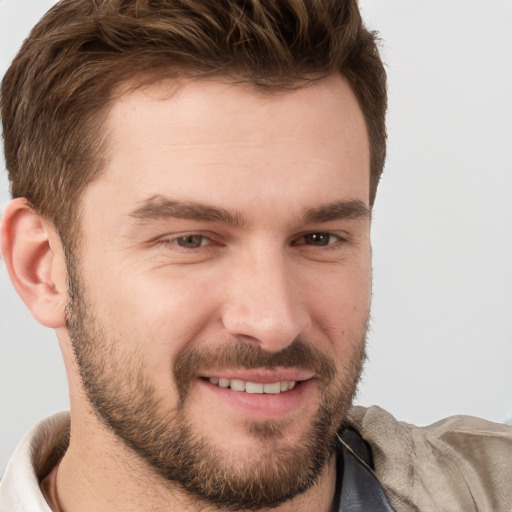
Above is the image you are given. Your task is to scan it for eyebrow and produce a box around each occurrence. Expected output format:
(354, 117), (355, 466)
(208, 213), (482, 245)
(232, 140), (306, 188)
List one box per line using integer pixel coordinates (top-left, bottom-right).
(300, 200), (371, 224)
(129, 196), (246, 227)
(129, 195), (370, 227)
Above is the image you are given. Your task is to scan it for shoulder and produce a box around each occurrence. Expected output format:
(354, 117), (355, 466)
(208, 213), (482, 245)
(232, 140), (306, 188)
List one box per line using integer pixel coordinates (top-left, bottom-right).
(347, 405), (512, 512)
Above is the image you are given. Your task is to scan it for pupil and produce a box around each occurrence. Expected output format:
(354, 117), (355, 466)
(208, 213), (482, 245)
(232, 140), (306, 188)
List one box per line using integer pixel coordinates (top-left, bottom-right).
(178, 235), (202, 248)
(306, 233), (329, 246)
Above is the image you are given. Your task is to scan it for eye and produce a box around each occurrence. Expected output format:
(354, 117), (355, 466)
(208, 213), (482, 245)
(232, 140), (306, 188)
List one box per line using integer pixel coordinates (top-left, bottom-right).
(294, 232), (341, 247)
(303, 233), (333, 246)
(172, 234), (210, 249)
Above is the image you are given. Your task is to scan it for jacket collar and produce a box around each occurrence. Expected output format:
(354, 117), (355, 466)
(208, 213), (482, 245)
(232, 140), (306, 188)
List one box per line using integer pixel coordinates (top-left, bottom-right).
(1, 413), (394, 512)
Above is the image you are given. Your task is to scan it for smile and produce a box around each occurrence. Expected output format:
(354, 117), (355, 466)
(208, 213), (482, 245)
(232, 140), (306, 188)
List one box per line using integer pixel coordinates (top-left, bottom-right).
(208, 377), (297, 394)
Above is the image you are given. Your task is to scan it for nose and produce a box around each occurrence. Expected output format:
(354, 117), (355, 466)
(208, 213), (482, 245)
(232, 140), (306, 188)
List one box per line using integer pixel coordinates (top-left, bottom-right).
(221, 247), (311, 352)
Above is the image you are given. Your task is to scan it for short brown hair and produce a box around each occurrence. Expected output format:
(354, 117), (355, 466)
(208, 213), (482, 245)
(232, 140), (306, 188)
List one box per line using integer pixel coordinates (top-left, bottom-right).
(1, 0), (386, 243)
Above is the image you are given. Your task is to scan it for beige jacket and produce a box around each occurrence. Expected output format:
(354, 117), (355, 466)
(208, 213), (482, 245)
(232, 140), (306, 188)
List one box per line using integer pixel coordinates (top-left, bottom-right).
(348, 405), (512, 511)
(1, 408), (511, 511)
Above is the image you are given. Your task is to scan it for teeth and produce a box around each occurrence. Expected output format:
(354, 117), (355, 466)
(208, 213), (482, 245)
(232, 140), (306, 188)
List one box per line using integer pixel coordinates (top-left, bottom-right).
(209, 378), (298, 394)
(246, 382), (264, 394)
(263, 382), (281, 394)
(230, 379), (246, 392)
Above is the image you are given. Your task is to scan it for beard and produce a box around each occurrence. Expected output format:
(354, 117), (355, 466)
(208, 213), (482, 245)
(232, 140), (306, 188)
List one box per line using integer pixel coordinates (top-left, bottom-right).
(65, 257), (367, 510)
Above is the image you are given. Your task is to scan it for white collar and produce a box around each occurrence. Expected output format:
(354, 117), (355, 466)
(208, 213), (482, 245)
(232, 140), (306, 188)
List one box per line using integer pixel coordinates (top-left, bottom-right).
(0, 412), (70, 512)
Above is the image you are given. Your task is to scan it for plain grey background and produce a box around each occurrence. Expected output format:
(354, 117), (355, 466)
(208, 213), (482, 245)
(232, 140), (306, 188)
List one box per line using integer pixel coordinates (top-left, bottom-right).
(1, 0), (512, 474)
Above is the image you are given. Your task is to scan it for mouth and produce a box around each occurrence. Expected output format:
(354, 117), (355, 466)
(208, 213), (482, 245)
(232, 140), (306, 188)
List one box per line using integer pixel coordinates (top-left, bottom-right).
(196, 369), (316, 420)
(207, 377), (297, 394)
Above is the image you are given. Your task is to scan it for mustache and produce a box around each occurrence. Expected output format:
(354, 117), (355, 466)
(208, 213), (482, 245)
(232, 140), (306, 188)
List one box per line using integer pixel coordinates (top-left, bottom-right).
(173, 338), (337, 401)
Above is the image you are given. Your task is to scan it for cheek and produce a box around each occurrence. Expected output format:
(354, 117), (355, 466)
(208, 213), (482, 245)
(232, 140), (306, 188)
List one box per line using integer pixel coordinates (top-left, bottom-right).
(305, 262), (371, 346)
(83, 265), (223, 372)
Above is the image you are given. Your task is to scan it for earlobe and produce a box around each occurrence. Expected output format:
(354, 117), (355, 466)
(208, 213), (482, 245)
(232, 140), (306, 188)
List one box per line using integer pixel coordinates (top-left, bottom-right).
(1, 198), (68, 328)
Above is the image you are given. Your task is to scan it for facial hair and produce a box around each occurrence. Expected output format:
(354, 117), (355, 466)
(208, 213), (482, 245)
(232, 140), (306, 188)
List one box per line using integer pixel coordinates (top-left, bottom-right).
(65, 256), (367, 510)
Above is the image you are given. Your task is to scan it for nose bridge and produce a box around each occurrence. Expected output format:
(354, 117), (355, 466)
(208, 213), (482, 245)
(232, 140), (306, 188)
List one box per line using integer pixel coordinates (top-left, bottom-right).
(221, 243), (310, 351)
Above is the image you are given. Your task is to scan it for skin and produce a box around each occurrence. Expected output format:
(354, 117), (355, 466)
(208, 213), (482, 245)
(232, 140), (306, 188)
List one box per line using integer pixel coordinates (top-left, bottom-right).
(1, 74), (371, 511)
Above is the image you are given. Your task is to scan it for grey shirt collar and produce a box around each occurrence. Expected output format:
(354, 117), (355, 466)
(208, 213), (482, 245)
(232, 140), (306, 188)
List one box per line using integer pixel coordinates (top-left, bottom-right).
(336, 428), (395, 512)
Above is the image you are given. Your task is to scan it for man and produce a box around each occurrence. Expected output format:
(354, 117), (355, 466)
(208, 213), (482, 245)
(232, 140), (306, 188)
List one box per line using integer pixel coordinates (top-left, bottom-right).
(0, 1), (510, 511)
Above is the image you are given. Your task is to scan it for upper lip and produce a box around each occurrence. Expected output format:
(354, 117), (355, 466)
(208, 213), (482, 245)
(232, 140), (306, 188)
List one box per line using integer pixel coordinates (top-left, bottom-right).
(201, 368), (315, 383)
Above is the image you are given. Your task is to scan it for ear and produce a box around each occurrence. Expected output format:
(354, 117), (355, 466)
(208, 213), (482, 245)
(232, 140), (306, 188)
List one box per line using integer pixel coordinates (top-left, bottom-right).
(1, 198), (68, 328)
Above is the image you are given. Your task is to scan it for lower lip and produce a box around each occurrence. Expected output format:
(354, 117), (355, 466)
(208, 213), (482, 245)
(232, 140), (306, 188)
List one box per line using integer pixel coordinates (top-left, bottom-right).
(198, 379), (313, 420)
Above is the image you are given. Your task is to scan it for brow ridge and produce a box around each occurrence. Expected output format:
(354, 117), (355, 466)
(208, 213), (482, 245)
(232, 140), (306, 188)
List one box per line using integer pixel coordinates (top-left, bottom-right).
(129, 195), (370, 227)
(300, 200), (371, 224)
(129, 195), (246, 227)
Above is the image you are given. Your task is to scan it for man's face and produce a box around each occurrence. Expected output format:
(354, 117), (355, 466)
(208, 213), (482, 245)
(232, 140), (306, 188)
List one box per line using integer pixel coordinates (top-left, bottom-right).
(66, 75), (371, 509)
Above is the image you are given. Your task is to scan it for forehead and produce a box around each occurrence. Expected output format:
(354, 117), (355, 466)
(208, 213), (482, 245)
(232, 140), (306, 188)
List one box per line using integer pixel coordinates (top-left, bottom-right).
(106, 75), (368, 156)
(85, 75), (370, 223)
(108, 74), (366, 135)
